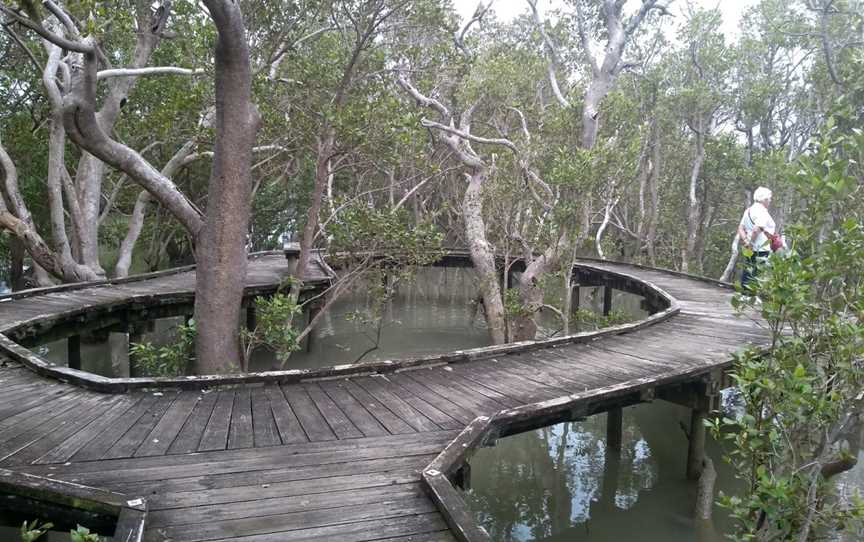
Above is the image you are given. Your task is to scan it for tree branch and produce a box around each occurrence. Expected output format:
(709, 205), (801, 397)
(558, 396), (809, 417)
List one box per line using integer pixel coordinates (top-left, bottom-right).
(97, 66), (205, 80)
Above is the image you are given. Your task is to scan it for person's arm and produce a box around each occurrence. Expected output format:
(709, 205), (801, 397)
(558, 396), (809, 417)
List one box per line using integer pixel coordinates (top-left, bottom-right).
(750, 225), (763, 245)
(737, 223), (749, 246)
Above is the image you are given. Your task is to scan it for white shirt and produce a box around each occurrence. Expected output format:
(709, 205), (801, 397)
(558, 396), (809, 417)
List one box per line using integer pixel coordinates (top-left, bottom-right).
(740, 202), (776, 252)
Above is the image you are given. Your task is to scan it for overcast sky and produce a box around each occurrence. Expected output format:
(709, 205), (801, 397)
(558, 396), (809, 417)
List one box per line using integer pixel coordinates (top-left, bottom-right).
(454, 0), (758, 40)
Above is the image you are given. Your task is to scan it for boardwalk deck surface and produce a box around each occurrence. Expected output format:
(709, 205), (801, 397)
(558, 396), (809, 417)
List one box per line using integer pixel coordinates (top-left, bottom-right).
(0, 256), (769, 541)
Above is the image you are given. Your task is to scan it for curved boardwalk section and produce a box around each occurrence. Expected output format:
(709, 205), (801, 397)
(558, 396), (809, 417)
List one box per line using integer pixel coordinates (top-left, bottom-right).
(0, 257), (769, 541)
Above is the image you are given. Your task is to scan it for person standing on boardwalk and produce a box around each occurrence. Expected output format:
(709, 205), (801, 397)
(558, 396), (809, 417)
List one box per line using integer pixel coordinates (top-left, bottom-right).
(737, 186), (781, 290)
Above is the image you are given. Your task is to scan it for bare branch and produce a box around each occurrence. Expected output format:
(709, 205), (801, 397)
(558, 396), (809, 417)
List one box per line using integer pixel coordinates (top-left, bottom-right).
(395, 72), (451, 120)
(455, 1), (494, 57)
(507, 106), (531, 142)
(97, 67), (205, 80)
(420, 118), (518, 153)
(527, 0), (572, 108)
(0, 3), (92, 53)
(573, 0), (598, 74)
(625, 0), (669, 37)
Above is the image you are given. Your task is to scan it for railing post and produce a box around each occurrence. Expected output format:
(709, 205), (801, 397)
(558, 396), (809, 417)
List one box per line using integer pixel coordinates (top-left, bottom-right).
(246, 303), (257, 331)
(603, 285), (613, 316)
(686, 407), (707, 480)
(572, 285), (581, 314)
(606, 407), (623, 453)
(67, 335), (81, 370)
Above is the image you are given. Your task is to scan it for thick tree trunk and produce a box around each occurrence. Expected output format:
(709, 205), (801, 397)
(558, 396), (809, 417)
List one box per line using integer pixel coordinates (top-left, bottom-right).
(464, 168), (507, 345)
(511, 239), (565, 341)
(581, 75), (613, 149)
(73, 5), (167, 275)
(192, 0), (260, 374)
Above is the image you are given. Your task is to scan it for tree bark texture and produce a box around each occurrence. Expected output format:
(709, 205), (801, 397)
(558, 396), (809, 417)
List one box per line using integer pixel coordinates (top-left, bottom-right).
(192, 0), (261, 374)
(682, 120), (705, 273)
(464, 167), (507, 345)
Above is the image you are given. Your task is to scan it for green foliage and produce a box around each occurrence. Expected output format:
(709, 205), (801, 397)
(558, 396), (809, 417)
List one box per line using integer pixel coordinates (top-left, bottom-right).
(571, 308), (632, 331)
(19, 520), (52, 542)
(69, 525), (101, 542)
(713, 125), (864, 541)
(327, 203), (444, 267)
(241, 294), (302, 366)
(503, 288), (533, 319)
(129, 321), (196, 377)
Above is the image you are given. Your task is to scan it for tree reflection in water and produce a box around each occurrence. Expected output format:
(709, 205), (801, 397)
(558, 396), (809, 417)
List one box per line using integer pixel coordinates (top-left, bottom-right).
(464, 401), (735, 542)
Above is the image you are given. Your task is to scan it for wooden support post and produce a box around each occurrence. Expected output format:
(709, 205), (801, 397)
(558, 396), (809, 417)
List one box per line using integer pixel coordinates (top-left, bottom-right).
(67, 335), (81, 370)
(453, 463), (472, 490)
(572, 285), (581, 314)
(128, 323), (145, 377)
(305, 301), (322, 353)
(687, 407), (707, 480)
(246, 304), (257, 331)
(606, 407), (623, 454)
(603, 285), (613, 316)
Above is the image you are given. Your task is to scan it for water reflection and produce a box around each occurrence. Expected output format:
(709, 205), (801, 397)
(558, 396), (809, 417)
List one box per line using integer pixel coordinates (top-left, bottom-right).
(464, 402), (738, 542)
(35, 267), (648, 375)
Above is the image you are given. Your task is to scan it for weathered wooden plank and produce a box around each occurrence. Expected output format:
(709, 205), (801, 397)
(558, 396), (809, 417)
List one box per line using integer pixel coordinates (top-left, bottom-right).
(122, 454), (434, 498)
(317, 379), (389, 437)
(148, 483), (425, 526)
(3, 394), (125, 466)
(302, 382), (364, 439)
(339, 379), (415, 435)
(34, 395), (140, 464)
(352, 376), (442, 432)
(144, 495), (437, 542)
(73, 394), (160, 461)
(25, 432), (459, 483)
(135, 391), (202, 457)
(384, 374), (476, 425)
(228, 387), (255, 450)
(204, 512), (451, 542)
(281, 383), (337, 441)
(167, 391), (219, 454)
(103, 393), (177, 459)
(396, 371), (490, 418)
(445, 361), (563, 403)
(374, 375), (463, 430)
(0, 394), (108, 463)
(0, 389), (85, 440)
(263, 384), (307, 444)
(250, 386), (281, 447)
(197, 389), (235, 452)
(148, 468), (423, 510)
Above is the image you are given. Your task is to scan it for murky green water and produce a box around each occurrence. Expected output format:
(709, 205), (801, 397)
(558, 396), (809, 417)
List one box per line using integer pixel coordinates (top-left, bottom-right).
(37, 267), (646, 375)
(462, 401), (864, 542)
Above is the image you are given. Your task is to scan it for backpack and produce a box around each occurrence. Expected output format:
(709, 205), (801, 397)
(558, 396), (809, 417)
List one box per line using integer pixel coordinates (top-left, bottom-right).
(767, 231), (784, 252)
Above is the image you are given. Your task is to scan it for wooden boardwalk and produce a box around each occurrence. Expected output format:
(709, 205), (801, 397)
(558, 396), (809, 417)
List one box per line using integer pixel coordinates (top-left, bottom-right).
(0, 257), (769, 541)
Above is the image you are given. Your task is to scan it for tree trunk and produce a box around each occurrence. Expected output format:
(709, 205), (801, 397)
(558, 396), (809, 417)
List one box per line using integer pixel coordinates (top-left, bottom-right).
(295, 127), (335, 290)
(115, 140), (198, 278)
(581, 75), (613, 149)
(192, 0), (261, 375)
(464, 167), (507, 344)
(683, 120), (705, 273)
(511, 239), (565, 341)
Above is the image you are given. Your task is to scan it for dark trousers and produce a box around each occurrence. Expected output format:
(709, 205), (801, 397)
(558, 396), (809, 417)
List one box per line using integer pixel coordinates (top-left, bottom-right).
(741, 251), (770, 291)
